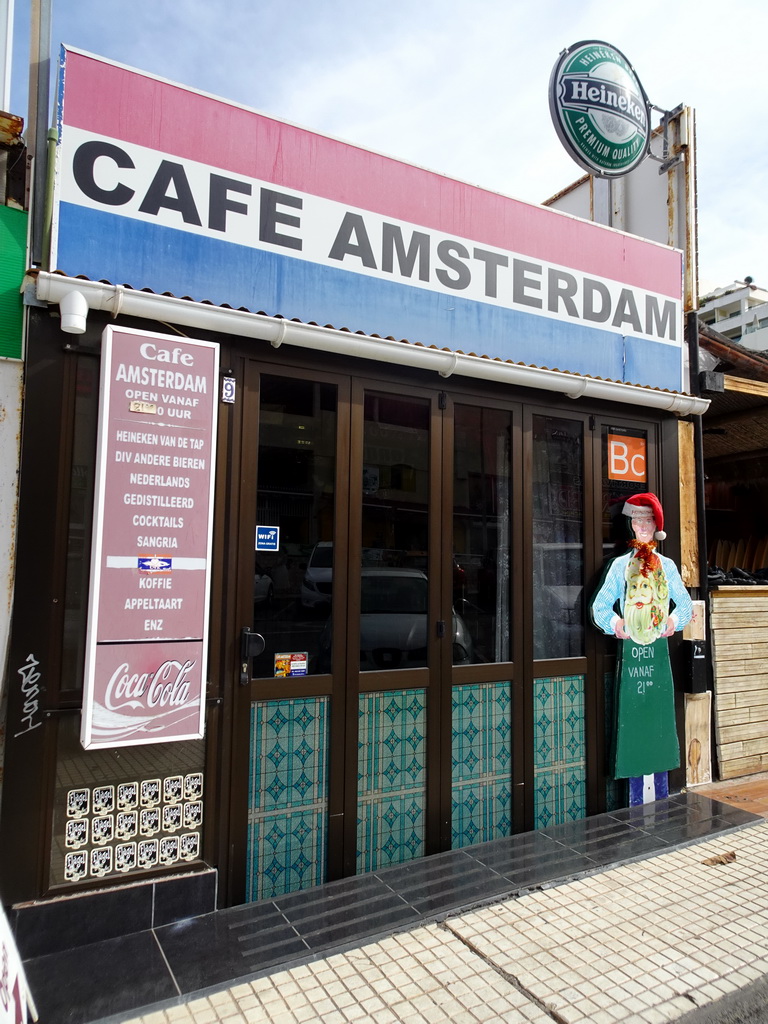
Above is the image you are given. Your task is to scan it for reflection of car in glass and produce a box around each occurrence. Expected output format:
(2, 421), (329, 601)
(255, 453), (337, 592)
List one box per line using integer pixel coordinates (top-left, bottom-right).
(301, 541), (333, 609)
(318, 569), (474, 671)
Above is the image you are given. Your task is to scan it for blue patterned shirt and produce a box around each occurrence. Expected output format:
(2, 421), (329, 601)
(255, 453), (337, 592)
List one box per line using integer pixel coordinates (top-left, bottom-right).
(590, 550), (693, 636)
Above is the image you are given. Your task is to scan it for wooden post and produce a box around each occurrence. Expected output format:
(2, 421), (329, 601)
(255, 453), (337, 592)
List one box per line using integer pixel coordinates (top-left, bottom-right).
(685, 691), (712, 786)
(678, 419), (699, 587)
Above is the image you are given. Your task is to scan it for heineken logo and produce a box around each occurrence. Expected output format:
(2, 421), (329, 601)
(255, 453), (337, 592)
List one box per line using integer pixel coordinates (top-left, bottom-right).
(549, 41), (651, 177)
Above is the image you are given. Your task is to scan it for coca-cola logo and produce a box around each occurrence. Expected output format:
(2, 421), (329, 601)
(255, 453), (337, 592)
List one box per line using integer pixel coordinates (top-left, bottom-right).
(105, 659), (197, 711)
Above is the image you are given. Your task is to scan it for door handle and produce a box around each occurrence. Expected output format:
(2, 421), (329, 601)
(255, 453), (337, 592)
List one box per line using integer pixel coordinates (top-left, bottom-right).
(240, 627), (266, 685)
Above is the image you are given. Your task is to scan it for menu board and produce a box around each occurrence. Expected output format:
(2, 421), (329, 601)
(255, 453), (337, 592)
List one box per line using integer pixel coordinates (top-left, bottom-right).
(81, 327), (219, 749)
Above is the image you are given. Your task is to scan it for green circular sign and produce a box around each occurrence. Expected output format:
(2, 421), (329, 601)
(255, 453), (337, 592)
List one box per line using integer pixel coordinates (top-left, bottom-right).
(549, 40), (651, 177)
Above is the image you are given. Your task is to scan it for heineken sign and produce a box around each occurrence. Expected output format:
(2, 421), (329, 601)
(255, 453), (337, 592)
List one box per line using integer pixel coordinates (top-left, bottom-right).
(549, 40), (651, 177)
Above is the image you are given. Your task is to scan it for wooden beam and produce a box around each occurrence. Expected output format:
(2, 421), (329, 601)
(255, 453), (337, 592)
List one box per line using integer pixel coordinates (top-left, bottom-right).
(678, 419), (698, 586)
(711, 587), (768, 599)
(723, 374), (768, 398)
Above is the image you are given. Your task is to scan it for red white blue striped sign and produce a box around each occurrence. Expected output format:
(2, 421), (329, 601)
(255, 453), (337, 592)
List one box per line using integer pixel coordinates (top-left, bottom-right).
(53, 48), (685, 391)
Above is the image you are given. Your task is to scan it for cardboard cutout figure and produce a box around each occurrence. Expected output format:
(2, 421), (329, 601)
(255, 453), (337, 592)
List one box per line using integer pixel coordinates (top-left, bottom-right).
(591, 493), (692, 779)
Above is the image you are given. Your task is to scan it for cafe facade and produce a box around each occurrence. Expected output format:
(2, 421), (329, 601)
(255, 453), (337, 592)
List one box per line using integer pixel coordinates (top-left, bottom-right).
(0, 47), (708, 917)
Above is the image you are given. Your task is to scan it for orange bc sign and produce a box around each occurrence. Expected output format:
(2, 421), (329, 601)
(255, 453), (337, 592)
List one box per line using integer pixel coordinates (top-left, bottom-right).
(608, 434), (647, 482)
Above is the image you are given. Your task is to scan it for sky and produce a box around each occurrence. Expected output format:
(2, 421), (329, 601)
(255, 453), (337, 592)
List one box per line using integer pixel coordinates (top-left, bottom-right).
(7, 0), (768, 296)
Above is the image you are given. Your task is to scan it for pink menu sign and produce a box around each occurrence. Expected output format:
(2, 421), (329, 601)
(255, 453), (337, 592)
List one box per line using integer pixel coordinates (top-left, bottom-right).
(81, 326), (219, 749)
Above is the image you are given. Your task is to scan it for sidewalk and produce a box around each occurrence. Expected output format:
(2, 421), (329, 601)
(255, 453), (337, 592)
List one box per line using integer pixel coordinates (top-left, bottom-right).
(112, 819), (768, 1024)
(21, 788), (765, 1024)
(117, 819), (768, 1024)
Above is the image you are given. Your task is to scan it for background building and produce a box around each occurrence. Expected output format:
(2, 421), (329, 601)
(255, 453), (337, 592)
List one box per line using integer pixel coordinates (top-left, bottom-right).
(698, 278), (768, 352)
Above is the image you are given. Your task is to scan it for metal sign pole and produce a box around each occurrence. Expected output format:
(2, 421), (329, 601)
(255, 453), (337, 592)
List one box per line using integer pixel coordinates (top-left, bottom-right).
(593, 177), (611, 227)
(27, 0), (52, 266)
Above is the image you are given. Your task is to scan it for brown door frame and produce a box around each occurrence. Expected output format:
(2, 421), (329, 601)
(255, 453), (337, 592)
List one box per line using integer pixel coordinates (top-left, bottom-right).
(218, 358), (352, 904)
(216, 349), (671, 903)
(521, 406), (593, 828)
(440, 394), (526, 838)
(346, 380), (446, 867)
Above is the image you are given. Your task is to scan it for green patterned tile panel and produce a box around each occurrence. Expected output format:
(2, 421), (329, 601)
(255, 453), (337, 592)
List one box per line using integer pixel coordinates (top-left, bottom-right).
(357, 690), (426, 872)
(247, 697), (329, 901)
(533, 675), (587, 829)
(451, 682), (512, 848)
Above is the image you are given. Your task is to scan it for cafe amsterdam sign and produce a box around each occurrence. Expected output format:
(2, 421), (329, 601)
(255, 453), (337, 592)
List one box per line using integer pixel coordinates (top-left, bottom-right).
(549, 40), (651, 177)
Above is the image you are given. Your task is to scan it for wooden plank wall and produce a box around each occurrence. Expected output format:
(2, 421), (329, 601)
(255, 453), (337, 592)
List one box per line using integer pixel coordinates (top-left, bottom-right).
(711, 587), (768, 778)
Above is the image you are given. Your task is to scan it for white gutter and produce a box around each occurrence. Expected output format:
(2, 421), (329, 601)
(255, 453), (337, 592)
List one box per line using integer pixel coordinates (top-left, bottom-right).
(35, 272), (710, 416)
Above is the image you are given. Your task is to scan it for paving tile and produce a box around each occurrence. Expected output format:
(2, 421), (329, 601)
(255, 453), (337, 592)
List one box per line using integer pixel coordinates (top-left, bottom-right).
(274, 873), (390, 914)
(375, 850), (513, 915)
(581, 832), (671, 866)
(45, 795), (768, 1024)
(155, 912), (309, 992)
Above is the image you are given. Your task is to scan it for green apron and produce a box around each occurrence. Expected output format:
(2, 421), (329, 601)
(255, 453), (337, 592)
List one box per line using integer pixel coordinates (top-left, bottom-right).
(613, 638), (679, 779)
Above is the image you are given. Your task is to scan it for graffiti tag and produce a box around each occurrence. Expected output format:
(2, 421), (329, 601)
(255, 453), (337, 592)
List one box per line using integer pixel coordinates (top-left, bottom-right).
(15, 654), (42, 738)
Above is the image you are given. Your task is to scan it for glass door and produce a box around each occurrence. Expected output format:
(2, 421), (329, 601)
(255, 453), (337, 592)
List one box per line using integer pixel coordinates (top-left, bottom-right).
(228, 361), (662, 903)
(235, 371), (450, 898)
(237, 367), (350, 903)
(450, 401), (521, 848)
(352, 386), (442, 871)
(528, 412), (590, 831)
(247, 374), (341, 681)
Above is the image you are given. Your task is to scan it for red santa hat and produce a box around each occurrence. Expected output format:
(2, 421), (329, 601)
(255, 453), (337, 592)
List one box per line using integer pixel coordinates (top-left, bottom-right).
(622, 492), (667, 541)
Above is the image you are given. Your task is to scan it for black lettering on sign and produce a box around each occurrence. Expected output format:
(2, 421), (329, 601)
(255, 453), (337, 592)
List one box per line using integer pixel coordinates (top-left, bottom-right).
(208, 174), (251, 233)
(582, 277), (611, 323)
(473, 248), (509, 299)
(435, 240), (470, 290)
(259, 189), (303, 250)
(646, 295), (677, 341)
(72, 141), (135, 206)
(328, 212), (376, 267)
(612, 288), (643, 333)
(513, 259), (543, 308)
(139, 161), (202, 225)
(381, 224), (430, 281)
(547, 269), (579, 317)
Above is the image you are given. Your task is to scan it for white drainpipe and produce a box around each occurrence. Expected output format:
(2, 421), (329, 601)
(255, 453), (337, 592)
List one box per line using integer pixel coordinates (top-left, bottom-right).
(34, 272), (710, 417)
